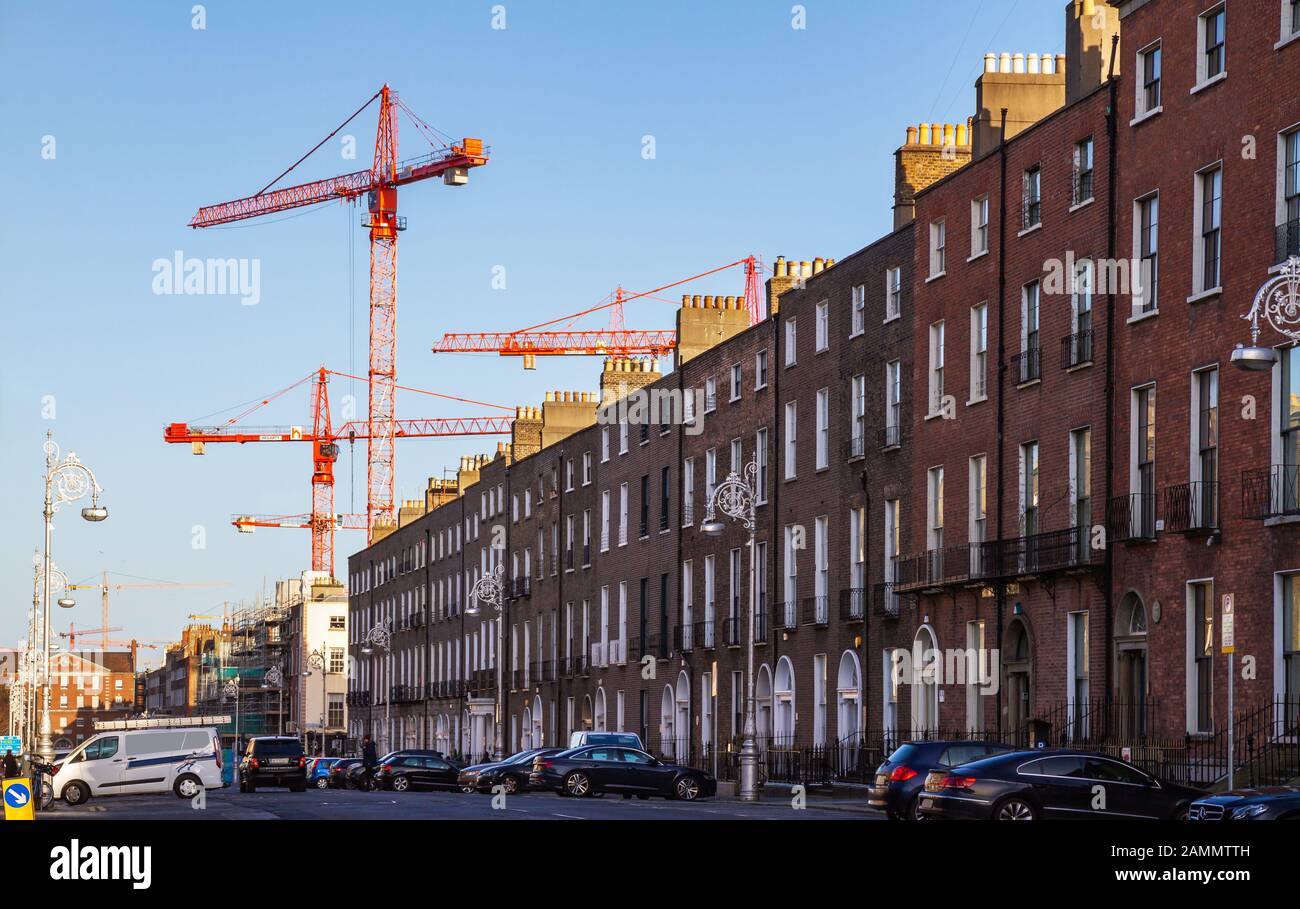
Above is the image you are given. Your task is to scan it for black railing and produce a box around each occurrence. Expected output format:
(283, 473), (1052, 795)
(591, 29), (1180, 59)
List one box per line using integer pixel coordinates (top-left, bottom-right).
(1163, 480), (1219, 533)
(346, 691), (372, 708)
(873, 582), (900, 617)
(582, 543), (591, 566)
(753, 609), (768, 643)
(801, 596), (829, 627)
(845, 433), (866, 460)
(509, 577), (531, 599)
(674, 623), (695, 653)
(565, 549), (574, 571)
(1109, 493), (1157, 541)
(994, 526), (1097, 575)
(537, 660), (555, 682)
(1061, 328), (1093, 368)
(641, 634), (666, 660)
(694, 621), (716, 650)
(771, 601), (798, 631)
(1242, 465), (1300, 519)
(880, 424), (902, 450)
(1276, 220), (1300, 263)
(682, 501), (694, 525)
(1012, 346), (1041, 384)
(839, 588), (865, 622)
(723, 617), (742, 646)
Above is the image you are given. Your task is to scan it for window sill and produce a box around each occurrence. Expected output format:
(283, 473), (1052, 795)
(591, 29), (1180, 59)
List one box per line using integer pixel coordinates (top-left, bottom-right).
(966, 395), (988, 407)
(1068, 197), (1095, 214)
(1129, 106), (1163, 127)
(925, 271), (946, 284)
(1065, 360), (1094, 374)
(1016, 378), (1041, 390)
(728, 396), (741, 405)
(923, 410), (946, 422)
(848, 329), (864, 340)
(1190, 71), (1227, 95)
(967, 249), (989, 264)
(754, 382), (767, 392)
(1276, 31), (1300, 51)
(1017, 223), (1043, 239)
(1187, 287), (1221, 305)
(1264, 514), (1300, 528)
(1126, 308), (1159, 326)
(882, 313), (901, 325)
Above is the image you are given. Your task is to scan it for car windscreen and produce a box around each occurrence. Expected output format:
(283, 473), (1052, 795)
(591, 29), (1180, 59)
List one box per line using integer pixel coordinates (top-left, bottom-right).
(885, 744), (922, 765)
(253, 739), (303, 757)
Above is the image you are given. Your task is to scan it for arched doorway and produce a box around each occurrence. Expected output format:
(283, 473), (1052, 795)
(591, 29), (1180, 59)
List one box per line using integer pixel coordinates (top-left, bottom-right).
(659, 685), (676, 758)
(674, 671), (691, 760)
(1003, 619), (1033, 739)
(755, 663), (773, 750)
(532, 696), (544, 746)
(773, 656), (796, 747)
(581, 695), (594, 732)
(1115, 592), (1149, 735)
(912, 625), (939, 735)
(522, 706), (534, 750)
(594, 687), (607, 731)
(836, 650), (862, 743)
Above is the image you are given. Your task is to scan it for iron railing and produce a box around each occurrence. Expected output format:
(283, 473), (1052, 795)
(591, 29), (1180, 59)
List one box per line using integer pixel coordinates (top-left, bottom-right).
(771, 601), (798, 631)
(674, 623), (695, 653)
(839, 588), (865, 622)
(1012, 345), (1041, 384)
(1242, 465), (1300, 519)
(801, 596), (829, 627)
(880, 424), (902, 450)
(1108, 492), (1157, 541)
(1276, 219), (1300, 263)
(1163, 480), (1219, 533)
(723, 617), (743, 647)
(1061, 328), (1093, 368)
(873, 582), (900, 617)
(845, 433), (866, 460)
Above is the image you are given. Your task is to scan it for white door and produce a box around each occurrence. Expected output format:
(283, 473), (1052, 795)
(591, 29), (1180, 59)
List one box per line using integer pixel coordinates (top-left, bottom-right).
(79, 734), (125, 795)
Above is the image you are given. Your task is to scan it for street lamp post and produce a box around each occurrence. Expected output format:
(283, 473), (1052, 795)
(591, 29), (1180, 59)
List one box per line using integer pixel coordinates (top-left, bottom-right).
(38, 433), (107, 761)
(263, 665), (284, 736)
(27, 555), (68, 749)
(1231, 256), (1300, 370)
(308, 648), (326, 756)
(361, 622), (391, 752)
(700, 460), (760, 801)
(467, 562), (506, 761)
(223, 677), (241, 759)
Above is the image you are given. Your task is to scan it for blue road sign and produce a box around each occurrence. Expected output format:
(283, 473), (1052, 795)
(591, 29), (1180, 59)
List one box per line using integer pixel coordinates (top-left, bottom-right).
(0, 736), (21, 755)
(5, 781), (31, 808)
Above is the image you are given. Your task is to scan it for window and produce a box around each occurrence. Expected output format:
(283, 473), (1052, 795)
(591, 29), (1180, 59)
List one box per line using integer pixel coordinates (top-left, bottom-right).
(1291, 0), (1300, 37)
(971, 196), (989, 256)
(705, 447), (717, 500)
(1283, 574), (1299, 706)
(601, 427), (609, 462)
(1283, 348), (1300, 513)
(1190, 581), (1214, 733)
(1021, 441), (1040, 537)
(1134, 193), (1159, 313)
(1069, 613), (1090, 729)
(1137, 42), (1161, 116)
(1191, 368), (1219, 529)
(1020, 281), (1040, 383)
(659, 466), (670, 532)
(729, 363), (742, 402)
(927, 466), (944, 553)
(970, 303), (987, 400)
(1195, 165), (1223, 293)
(928, 322), (945, 415)
(851, 285), (865, 336)
(969, 455), (987, 572)
(755, 428), (769, 504)
(783, 525), (798, 621)
(1198, 5), (1226, 85)
(1282, 129), (1300, 260)
(328, 694), (345, 727)
(704, 376), (717, 413)
(967, 620), (986, 730)
(929, 220), (946, 277)
(755, 349), (769, 389)
(884, 499), (899, 611)
(600, 490), (611, 552)
(1073, 137), (1094, 205)
(1071, 428), (1092, 561)
(784, 401), (797, 479)
(850, 374), (866, 458)
(1069, 260), (1093, 366)
(815, 388), (829, 470)
(886, 266), (902, 320)
(619, 421), (629, 454)
(618, 483), (628, 546)
(682, 458), (694, 527)
(815, 300), (829, 351)
(885, 359), (901, 446)
(730, 437), (742, 476)
(784, 318), (797, 366)
(849, 507), (866, 592)
(330, 646), (345, 673)
(639, 474), (649, 538)
(1022, 165), (1042, 230)
(582, 452), (592, 485)
(1132, 385), (1157, 537)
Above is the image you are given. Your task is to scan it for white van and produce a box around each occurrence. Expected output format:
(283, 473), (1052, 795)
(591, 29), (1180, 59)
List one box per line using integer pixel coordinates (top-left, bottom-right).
(53, 726), (224, 805)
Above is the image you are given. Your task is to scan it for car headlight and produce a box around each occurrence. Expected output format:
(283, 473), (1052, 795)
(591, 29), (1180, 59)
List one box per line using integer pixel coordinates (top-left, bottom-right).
(1230, 804), (1268, 820)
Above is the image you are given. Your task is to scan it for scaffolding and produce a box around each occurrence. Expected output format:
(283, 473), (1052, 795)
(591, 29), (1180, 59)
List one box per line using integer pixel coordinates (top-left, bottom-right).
(196, 599), (291, 748)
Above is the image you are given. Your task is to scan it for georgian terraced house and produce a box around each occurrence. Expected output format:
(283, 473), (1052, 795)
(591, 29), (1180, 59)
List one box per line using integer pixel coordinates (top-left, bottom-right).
(347, 0), (1299, 783)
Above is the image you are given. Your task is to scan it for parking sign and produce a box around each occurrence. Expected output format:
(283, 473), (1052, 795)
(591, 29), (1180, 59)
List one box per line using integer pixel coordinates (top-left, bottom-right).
(1221, 593), (1234, 653)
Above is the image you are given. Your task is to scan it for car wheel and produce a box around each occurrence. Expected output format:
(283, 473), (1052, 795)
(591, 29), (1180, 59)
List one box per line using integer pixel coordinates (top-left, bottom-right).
(564, 771), (591, 797)
(62, 780), (90, 806)
(503, 775), (521, 795)
(391, 775), (410, 793)
(1171, 803), (1190, 821)
(246, 779), (257, 794)
(315, 777), (329, 789)
(909, 793), (928, 821)
(174, 774), (203, 800)
(994, 797), (1037, 820)
(460, 783), (477, 794)
(673, 775), (702, 801)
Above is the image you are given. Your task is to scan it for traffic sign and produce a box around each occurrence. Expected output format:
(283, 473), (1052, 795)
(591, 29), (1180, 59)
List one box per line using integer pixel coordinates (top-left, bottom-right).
(3, 778), (35, 821)
(1221, 593), (1235, 653)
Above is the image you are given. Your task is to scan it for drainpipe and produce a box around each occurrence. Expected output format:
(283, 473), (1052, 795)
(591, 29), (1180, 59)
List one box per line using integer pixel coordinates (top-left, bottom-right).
(1103, 34), (1121, 708)
(424, 524), (431, 748)
(995, 107), (1009, 740)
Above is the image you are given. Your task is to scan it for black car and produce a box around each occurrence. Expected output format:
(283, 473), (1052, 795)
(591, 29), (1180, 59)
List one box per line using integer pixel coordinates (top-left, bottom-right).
(869, 740), (1014, 820)
(459, 748), (564, 794)
(239, 736), (307, 793)
(530, 746), (716, 801)
(375, 753), (464, 792)
(328, 758), (364, 789)
(1189, 786), (1300, 820)
(917, 749), (1201, 820)
(347, 750), (446, 791)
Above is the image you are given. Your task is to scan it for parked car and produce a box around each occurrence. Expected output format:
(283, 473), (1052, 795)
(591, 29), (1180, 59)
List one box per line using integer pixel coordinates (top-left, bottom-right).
(306, 757), (342, 789)
(239, 736), (307, 793)
(567, 731), (645, 750)
(346, 750), (446, 791)
(375, 753), (464, 792)
(531, 746), (715, 800)
(1189, 786), (1300, 820)
(869, 740), (1013, 820)
(328, 758), (364, 789)
(459, 748), (564, 794)
(917, 749), (1201, 820)
(54, 726), (224, 805)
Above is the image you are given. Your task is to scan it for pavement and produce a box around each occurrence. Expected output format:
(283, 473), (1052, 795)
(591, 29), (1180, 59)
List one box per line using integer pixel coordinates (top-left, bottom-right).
(37, 785), (884, 820)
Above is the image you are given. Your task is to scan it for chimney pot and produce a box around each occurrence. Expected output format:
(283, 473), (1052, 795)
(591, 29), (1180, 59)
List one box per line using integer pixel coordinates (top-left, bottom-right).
(984, 53), (997, 73)
(1012, 53), (1025, 74)
(918, 122), (931, 144)
(906, 125), (918, 145)
(1027, 52), (1040, 74)
(930, 122), (942, 145)
(942, 123), (955, 146)
(1000, 52), (1012, 73)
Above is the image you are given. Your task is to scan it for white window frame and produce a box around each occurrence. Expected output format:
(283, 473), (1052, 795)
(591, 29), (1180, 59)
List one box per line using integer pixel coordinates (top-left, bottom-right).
(969, 303), (988, 402)
(850, 284), (866, 336)
(815, 388), (829, 470)
(1194, 3), (1227, 91)
(815, 300), (829, 352)
(1133, 40), (1162, 123)
(755, 348), (769, 389)
(927, 321), (945, 417)
(785, 318), (797, 366)
(1191, 163), (1224, 298)
(929, 219), (946, 278)
(784, 401), (798, 480)
(970, 196), (989, 258)
(885, 266), (902, 322)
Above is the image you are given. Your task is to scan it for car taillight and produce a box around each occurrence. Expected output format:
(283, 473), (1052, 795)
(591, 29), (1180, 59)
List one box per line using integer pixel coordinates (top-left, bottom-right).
(381, 763), (393, 772)
(249, 757), (259, 769)
(299, 756), (307, 768)
(942, 775), (977, 789)
(889, 766), (918, 782)
(540, 760), (554, 770)
(52, 764), (61, 775)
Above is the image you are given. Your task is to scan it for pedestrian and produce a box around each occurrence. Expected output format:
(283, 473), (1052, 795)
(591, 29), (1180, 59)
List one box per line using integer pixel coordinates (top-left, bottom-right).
(360, 734), (379, 791)
(2, 749), (18, 779)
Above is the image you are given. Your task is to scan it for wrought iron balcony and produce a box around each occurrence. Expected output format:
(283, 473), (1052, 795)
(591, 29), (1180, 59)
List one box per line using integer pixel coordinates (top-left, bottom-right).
(880, 424), (902, 450)
(674, 623), (695, 653)
(1012, 345), (1041, 384)
(994, 526), (1098, 576)
(1242, 465), (1300, 520)
(801, 596), (829, 627)
(1108, 493), (1157, 541)
(872, 582), (900, 618)
(845, 433), (866, 460)
(1276, 220), (1300, 264)
(839, 588), (866, 622)
(754, 608), (768, 643)
(694, 621), (716, 650)
(723, 617), (743, 646)
(771, 601), (798, 631)
(1061, 329), (1093, 368)
(509, 577), (532, 599)
(1162, 481), (1219, 533)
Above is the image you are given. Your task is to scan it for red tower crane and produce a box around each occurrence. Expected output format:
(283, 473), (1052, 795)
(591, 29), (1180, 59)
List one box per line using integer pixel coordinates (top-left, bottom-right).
(188, 85), (488, 534)
(164, 368), (513, 577)
(431, 256), (763, 364)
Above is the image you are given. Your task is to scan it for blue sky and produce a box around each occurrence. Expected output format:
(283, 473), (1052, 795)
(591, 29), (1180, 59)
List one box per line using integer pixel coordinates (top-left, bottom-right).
(0, 0), (1062, 657)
